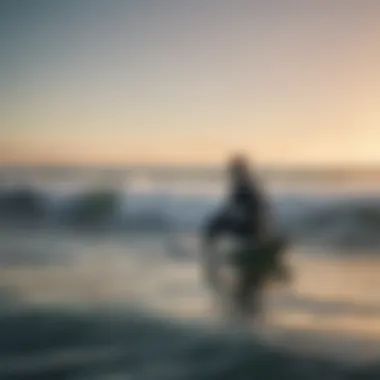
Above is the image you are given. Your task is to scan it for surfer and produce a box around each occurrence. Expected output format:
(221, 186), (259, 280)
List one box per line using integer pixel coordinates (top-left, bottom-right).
(201, 154), (287, 316)
(204, 154), (269, 242)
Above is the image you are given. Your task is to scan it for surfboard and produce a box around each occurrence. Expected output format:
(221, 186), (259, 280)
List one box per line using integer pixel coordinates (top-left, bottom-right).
(203, 234), (291, 299)
(229, 235), (290, 282)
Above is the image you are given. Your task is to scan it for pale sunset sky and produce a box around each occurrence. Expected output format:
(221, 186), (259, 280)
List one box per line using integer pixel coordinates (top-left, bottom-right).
(1, 1), (380, 166)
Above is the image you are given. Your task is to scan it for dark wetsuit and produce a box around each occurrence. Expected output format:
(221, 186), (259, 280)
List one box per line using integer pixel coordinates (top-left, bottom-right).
(203, 177), (266, 243)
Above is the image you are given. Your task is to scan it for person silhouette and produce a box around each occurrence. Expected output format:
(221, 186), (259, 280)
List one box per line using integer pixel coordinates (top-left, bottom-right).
(201, 154), (288, 316)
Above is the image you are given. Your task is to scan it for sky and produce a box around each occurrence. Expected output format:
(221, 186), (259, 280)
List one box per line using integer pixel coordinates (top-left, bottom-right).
(1, 0), (380, 166)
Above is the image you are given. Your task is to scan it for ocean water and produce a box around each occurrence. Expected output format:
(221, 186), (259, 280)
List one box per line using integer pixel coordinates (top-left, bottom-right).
(1, 165), (380, 379)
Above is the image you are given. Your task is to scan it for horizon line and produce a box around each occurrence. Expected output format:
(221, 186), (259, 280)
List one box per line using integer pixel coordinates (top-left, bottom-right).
(2, 162), (380, 171)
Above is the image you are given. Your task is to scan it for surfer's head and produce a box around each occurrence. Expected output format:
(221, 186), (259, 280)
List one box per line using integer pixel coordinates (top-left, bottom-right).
(227, 153), (251, 182)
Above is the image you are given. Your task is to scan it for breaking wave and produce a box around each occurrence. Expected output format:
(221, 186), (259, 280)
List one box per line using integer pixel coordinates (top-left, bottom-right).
(1, 184), (380, 249)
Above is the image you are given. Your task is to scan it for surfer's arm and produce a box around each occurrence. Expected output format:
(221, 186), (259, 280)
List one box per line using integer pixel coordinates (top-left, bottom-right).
(202, 206), (232, 244)
(258, 191), (276, 237)
(246, 179), (274, 240)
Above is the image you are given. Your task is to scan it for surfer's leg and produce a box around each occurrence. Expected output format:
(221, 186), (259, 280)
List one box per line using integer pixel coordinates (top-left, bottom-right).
(270, 236), (292, 283)
(234, 269), (263, 317)
(272, 261), (291, 283)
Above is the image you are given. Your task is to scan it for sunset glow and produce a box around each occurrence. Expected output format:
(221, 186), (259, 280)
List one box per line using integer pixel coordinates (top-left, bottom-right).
(2, 1), (380, 166)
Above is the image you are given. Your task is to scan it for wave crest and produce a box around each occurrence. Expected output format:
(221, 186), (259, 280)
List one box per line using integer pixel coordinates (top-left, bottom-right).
(2, 186), (380, 249)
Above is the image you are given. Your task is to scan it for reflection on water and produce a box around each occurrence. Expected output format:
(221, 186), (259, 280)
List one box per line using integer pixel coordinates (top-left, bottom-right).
(1, 227), (380, 364)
